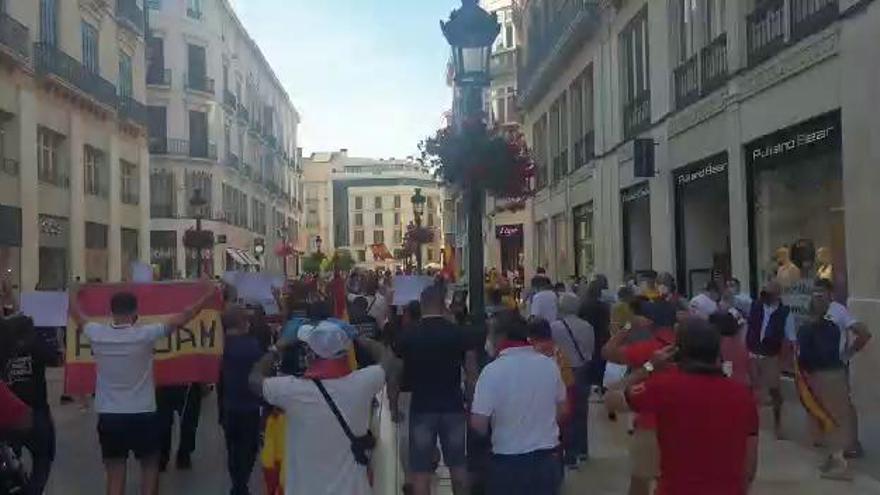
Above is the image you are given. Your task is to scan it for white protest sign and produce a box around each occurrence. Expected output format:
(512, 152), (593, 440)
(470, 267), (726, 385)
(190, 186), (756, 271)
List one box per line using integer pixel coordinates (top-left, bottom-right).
(226, 272), (283, 315)
(131, 261), (153, 283)
(20, 291), (69, 328)
(392, 276), (435, 306)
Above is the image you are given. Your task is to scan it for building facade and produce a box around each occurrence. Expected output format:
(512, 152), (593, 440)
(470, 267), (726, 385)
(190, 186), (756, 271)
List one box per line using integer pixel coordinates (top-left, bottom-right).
(145, 0), (301, 279)
(0, 0), (151, 292)
(517, 0), (880, 413)
(303, 151), (444, 271)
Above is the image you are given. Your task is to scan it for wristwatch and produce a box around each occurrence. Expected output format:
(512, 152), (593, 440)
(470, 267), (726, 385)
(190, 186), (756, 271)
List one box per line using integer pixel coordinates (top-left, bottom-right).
(642, 361), (656, 374)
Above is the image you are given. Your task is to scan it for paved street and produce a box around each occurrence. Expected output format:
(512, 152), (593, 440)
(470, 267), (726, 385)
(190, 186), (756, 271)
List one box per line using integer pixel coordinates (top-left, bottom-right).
(37, 369), (880, 494)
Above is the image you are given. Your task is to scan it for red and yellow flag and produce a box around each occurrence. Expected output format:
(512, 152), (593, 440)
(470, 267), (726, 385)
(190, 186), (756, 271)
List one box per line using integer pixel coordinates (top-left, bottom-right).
(64, 282), (223, 395)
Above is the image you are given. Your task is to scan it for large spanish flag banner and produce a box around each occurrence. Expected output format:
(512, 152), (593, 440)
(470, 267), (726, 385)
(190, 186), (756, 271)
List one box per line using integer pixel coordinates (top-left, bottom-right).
(64, 282), (224, 395)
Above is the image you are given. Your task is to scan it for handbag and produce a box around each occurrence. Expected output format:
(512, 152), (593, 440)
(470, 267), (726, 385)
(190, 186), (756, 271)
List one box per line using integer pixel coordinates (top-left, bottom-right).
(312, 379), (376, 466)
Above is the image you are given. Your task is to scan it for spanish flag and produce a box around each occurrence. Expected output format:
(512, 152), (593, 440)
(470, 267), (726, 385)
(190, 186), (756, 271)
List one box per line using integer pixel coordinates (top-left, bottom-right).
(261, 410), (286, 495)
(794, 360), (837, 434)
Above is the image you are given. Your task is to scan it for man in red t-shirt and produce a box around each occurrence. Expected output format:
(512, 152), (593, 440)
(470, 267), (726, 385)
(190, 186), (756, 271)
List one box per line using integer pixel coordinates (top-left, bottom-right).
(607, 318), (759, 495)
(0, 380), (31, 433)
(603, 303), (675, 495)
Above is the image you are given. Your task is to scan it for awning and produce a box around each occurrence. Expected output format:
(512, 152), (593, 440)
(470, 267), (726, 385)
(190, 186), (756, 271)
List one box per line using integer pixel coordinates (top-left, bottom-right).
(239, 250), (261, 266)
(226, 247), (250, 266)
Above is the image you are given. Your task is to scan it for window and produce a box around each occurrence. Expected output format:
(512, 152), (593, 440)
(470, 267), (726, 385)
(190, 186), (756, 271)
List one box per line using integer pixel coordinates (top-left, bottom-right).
(426, 197), (434, 209)
(677, 0), (700, 63)
(186, 0), (202, 19)
(373, 230), (385, 244)
(354, 196), (363, 210)
(533, 117), (548, 189)
(535, 220), (548, 270)
(353, 230), (365, 245)
(394, 229), (402, 244)
(40, 0), (57, 45)
(121, 160), (139, 205)
(571, 68), (595, 169)
(357, 250), (366, 262)
(84, 145), (107, 197)
(374, 213), (383, 226)
(427, 213), (435, 228)
(37, 127), (65, 187)
(81, 21), (99, 73)
(147, 106), (167, 152)
(621, 8), (650, 138)
(573, 203), (595, 278)
(251, 199), (266, 235)
(150, 171), (175, 217)
(374, 196), (382, 209)
(394, 195), (401, 209)
(118, 52), (133, 98)
(184, 171), (211, 217)
(549, 96), (568, 183)
(186, 44), (207, 90)
(427, 248), (434, 262)
(189, 110), (208, 158)
(354, 213), (363, 227)
(394, 212), (401, 226)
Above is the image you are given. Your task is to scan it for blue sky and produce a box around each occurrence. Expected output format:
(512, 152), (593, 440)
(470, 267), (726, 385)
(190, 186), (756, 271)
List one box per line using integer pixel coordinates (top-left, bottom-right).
(231, 0), (459, 158)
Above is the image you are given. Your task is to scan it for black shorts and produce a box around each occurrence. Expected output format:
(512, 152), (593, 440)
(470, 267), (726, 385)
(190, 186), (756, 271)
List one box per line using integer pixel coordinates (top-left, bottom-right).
(97, 413), (160, 460)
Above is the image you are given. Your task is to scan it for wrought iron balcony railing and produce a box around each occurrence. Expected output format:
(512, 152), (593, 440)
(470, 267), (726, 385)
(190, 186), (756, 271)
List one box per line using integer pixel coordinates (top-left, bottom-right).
(701, 33), (728, 95)
(147, 67), (171, 86)
(184, 73), (214, 95)
(747, 0), (787, 67)
(34, 43), (118, 110)
(116, 0), (145, 34)
(673, 54), (700, 110)
(623, 90), (651, 140)
(118, 95), (147, 127)
(223, 89), (237, 109)
(0, 12), (30, 61)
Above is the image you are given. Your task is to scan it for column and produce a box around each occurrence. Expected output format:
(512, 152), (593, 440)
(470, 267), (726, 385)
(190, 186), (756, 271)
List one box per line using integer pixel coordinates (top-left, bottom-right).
(725, 102), (750, 292)
(108, 135), (122, 281)
(649, 133), (675, 275)
(68, 113), (85, 282)
(17, 88), (38, 292)
(174, 167), (187, 276)
(138, 143), (150, 264)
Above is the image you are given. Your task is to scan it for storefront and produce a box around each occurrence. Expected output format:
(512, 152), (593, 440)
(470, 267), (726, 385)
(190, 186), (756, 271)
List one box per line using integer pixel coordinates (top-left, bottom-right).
(151, 230), (177, 280)
(38, 215), (69, 290)
(85, 222), (109, 283)
(572, 203), (594, 278)
(121, 228), (139, 280)
(0, 205), (21, 293)
(746, 110), (844, 316)
(495, 224), (524, 275)
(674, 152), (731, 296)
(621, 182), (652, 276)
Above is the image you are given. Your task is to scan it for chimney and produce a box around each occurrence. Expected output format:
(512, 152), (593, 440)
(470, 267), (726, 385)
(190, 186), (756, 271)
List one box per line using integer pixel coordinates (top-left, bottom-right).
(339, 148), (348, 156)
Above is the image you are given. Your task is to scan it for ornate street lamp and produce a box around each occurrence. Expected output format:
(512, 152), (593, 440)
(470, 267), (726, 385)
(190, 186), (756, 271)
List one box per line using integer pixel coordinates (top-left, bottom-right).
(315, 235), (323, 254)
(441, 0), (499, 325)
(189, 188), (208, 278)
(411, 188), (427, 273)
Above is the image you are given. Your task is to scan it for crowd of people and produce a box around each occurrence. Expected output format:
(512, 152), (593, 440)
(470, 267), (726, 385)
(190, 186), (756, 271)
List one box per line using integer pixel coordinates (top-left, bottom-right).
(0, 264), (872, 494)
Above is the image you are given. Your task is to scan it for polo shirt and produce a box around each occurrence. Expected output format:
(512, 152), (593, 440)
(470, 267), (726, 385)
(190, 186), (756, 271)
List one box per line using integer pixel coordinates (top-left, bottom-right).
(529, 290), (558, 322)
(471, 346), (566, 455)
(627, 368), (758, 495)
(85, 322), (171, 414)
(621, 328), (676, 430)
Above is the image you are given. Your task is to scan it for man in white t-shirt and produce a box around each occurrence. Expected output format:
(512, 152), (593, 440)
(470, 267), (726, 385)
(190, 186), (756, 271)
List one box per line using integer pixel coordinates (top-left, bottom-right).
(471, 312), (566, 495)
(529, 277), (558, 323)
(249, 320), (394, 495)
(69, 283), (215, 495)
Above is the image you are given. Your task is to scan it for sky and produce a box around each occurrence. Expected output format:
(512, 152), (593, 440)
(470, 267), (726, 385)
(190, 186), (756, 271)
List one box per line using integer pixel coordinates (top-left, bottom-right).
(231, 0), (459, 159)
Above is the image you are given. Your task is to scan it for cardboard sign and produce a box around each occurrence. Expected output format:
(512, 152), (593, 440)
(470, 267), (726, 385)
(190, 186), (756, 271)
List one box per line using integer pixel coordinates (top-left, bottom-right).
(20, 291), (69, 328)
(392, 276), (435, 306)
(64, 282), (223, 395)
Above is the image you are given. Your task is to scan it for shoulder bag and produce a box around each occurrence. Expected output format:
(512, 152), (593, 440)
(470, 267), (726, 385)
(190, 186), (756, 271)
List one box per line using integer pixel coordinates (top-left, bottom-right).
(312, 379), (376, 466)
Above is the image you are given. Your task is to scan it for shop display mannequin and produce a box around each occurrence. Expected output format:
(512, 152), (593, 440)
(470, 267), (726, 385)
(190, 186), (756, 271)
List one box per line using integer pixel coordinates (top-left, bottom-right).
(816, 247), (833, 281)
(775, 246), (801, 288)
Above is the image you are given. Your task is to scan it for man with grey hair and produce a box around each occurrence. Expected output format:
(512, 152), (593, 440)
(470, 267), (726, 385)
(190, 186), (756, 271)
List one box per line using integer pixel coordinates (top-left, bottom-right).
(550, 293), (594, 467)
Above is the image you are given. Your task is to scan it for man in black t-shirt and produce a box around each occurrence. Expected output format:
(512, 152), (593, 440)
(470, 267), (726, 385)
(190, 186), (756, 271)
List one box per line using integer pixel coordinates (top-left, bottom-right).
(1, 315), (60, 495)
(398, 284), (481, 495)
(349, 296), (380, 368)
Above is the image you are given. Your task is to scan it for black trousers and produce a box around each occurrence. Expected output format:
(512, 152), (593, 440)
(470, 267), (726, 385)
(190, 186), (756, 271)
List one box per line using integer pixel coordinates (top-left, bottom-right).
(223, 410), (262, 495)
(157, 384), (202, 462)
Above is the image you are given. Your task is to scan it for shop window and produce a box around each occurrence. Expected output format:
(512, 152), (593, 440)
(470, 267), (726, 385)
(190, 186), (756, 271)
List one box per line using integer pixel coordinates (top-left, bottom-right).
(573, 204), (594, 278)
(535, 220), (549, 271)
(621, 183), (652, 276)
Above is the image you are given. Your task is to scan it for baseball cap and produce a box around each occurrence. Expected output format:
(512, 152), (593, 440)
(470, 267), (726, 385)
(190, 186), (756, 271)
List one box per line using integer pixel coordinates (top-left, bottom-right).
(298, 320), (351, 359)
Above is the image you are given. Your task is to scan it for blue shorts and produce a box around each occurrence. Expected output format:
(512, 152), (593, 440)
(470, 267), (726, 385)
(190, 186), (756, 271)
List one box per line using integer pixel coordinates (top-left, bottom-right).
(409, 412), (467, 472)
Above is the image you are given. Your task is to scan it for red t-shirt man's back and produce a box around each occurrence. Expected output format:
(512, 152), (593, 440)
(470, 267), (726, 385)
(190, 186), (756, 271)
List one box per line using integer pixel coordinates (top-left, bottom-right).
(627, 368), (758, 495)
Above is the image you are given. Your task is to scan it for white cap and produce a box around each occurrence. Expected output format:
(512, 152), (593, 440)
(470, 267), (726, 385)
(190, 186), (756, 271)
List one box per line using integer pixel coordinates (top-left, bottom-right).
(298, 320), (351, 359)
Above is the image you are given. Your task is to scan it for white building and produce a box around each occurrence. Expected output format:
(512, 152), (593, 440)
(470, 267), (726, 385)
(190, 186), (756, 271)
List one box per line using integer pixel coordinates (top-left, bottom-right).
(517, 0), (880, 421)
(145, 0), (302, 279)
(303, 151), (444, 271)
(0, 0), (151, 291)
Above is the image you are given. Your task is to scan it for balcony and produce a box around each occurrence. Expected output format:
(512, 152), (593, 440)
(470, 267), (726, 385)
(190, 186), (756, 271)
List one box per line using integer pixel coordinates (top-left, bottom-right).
(147, 67), (171, 86)
(117, 96), (147, 127)
(0, 12), (30, 62)
(223, 89), (237, 109)
(1, 156), (19, 176)
(184, 73), (214, 95)
(186, 8), (203, 20)
(116, 0), (145, 35)
(34, 43), (118, 110)
(701, 33), (728, 95)
(747, 0), (787, 67)
(237, 105), (249, 122)
(623, 90), (651, 140)
(225, 153), (240, 169)
(149, 138), (216, 160)
(791, 0), (838, 42)
(38, 168), (69, 188)
(518, 0), (600, 108)
(551, 151), (568, 185)
(572, 130), (595, 170)
(673, 54), (700, 110)
(151, 203), (176, 218)
(489, 48), (517, 79)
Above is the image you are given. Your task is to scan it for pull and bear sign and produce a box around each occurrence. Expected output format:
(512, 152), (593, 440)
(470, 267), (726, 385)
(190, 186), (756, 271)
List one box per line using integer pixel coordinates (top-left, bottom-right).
(64, 282), (224, 395)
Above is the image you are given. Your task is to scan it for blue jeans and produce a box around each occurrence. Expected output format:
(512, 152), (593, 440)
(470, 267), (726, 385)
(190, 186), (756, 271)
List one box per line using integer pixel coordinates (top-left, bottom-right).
(487, 449), (562, 495)
(563, 365), (590, 463)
